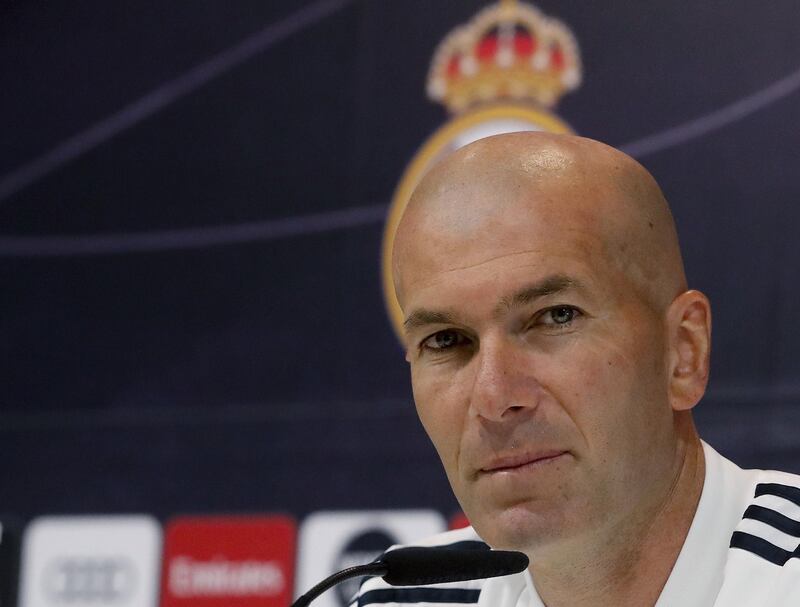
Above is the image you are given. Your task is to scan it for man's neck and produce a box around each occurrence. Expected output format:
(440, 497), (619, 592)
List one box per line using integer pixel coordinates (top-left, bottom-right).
(529, 434), (706, 607)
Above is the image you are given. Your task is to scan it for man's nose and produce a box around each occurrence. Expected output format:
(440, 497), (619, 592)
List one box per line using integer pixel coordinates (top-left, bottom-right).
(468, 336), (539, 422)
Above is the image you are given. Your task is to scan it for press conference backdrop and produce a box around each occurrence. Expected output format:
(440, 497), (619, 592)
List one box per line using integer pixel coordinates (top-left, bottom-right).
(1, 0), (799, 604)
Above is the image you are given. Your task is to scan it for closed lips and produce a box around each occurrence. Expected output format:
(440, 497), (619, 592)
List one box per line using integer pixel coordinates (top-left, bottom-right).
(481, 450), (567, 472)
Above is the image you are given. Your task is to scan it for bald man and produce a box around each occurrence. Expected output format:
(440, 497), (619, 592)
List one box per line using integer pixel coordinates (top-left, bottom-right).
(352, 133), (800, 607)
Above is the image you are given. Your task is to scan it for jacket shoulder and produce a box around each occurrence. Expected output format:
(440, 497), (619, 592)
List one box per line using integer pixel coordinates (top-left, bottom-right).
(729, 467), (800, 567)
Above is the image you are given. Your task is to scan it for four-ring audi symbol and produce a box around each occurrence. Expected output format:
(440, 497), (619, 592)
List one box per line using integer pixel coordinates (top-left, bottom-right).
(42, 557), (136, 603)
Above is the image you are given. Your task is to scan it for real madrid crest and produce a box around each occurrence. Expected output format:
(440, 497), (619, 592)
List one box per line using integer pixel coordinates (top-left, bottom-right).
(382, 0), (583, 338)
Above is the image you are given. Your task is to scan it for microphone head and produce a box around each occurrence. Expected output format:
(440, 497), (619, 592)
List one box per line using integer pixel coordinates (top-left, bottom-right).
(378, 546), (529, 586)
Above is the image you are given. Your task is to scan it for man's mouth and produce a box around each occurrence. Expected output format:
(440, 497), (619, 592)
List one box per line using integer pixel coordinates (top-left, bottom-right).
(480, 450), (568, 474)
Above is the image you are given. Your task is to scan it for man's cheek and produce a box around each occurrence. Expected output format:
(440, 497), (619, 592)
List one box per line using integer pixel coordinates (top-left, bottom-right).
(417, 414), (462, 498)
(413, 368), (460, 419)
(411, 374), (436, 429)
(418, 406), (459, 465)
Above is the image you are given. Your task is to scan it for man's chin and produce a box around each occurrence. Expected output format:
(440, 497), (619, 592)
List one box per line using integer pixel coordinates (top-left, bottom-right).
(469, 502), (568, 552)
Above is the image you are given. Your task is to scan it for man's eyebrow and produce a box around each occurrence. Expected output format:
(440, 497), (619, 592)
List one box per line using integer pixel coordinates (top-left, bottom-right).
(403, 309), (456, 331)
(403, 275), (582, 332)
(500, 274), (582, 310)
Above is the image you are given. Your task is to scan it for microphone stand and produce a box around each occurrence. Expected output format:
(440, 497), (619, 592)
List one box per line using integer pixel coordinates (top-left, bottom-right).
(292, 545), (528, 607)
(292, 561), (388, 607)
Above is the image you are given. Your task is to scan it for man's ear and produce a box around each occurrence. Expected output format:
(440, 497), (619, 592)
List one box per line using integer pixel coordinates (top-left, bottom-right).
(666, 290), (712, 411)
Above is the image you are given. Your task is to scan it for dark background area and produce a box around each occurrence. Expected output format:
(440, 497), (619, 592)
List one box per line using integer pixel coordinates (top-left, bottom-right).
(1, 0), (799, 520)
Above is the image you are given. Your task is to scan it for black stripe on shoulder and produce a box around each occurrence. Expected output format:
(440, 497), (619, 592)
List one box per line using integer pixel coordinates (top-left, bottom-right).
(730, 531), (792, 566)
(358, 588), (481, 606)
(743, 504), (800, 538)
(755, 483), (800, 507)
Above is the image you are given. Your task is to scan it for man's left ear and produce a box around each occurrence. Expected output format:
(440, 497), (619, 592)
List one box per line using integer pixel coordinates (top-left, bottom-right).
(666, 289), (712, 411)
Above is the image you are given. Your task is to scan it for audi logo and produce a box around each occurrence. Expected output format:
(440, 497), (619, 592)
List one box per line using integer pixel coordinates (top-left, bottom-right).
(42, 557), (137, 603)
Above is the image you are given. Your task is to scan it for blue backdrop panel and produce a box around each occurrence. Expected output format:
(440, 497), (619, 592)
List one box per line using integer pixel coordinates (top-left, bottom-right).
(0, 0), (799, 519)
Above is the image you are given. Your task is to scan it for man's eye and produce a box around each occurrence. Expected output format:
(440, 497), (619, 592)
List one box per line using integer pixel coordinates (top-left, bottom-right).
(540, 306), (581, 326)
(422, 330), (465, 351)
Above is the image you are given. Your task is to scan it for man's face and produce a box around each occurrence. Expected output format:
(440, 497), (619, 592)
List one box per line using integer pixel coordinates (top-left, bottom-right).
(398, 178), (679, 554)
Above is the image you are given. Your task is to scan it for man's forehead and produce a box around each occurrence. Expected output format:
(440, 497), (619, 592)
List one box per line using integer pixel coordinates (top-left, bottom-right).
(395, 194), (607, 298)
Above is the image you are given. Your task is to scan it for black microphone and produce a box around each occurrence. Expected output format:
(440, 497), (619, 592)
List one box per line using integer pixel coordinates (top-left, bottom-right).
(291, 546), (528, 607)
(379, 546), (527, 585)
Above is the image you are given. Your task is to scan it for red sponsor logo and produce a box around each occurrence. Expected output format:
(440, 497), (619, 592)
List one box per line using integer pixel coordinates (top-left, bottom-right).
(160, 515), (296, 607)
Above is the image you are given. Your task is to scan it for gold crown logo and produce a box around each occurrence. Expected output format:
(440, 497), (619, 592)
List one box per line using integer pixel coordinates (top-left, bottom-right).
(427, 0), (582, 113)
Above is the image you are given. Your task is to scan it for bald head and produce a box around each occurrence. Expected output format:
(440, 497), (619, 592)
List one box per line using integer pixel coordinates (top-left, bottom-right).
(393, 132), (686, 315)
